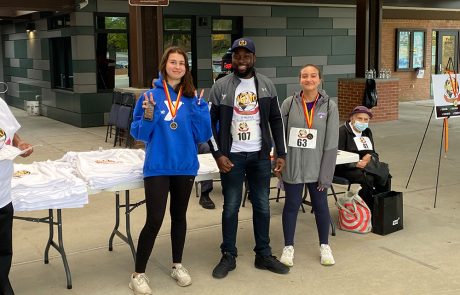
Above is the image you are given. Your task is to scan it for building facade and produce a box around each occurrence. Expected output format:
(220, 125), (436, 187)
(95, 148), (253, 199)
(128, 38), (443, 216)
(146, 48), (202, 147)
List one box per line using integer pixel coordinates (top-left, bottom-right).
(1, 0), (459, 126)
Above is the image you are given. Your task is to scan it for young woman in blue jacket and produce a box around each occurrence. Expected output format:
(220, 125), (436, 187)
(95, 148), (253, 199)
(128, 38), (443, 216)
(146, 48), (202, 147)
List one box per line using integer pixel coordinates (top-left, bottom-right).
(129, 47), (212, 294)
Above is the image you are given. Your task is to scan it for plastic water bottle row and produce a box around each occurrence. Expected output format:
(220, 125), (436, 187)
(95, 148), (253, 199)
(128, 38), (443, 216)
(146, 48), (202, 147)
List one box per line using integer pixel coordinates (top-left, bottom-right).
(365, 68), (392, 79)
(379, 68), (392, 79)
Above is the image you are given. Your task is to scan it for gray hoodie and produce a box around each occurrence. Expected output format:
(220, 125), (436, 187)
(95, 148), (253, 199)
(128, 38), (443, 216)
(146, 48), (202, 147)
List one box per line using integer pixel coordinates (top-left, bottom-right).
(280, 90), (339, 187)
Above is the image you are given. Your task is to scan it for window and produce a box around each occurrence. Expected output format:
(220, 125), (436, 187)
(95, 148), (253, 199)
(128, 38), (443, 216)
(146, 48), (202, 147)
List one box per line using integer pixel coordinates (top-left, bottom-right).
(95, 15), (129, 91)
(211, 17), (241, 79)
(50, 37), (73, 90)
(163, 16), (195, 84)
(164, 17), (193, 69)
(395, 29), (426, 71)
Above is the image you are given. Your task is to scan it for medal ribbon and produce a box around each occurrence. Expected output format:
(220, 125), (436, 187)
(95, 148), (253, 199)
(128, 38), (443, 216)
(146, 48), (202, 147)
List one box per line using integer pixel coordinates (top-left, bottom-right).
(163, 80), (183, 119)
(447, 71), (459, 100)
(445, 68), (457, 155)
(301, 92), (320, 129)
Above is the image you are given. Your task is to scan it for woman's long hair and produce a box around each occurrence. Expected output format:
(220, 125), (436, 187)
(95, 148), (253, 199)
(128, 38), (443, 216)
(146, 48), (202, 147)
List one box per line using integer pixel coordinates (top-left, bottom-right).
(159, 46), (195, 97)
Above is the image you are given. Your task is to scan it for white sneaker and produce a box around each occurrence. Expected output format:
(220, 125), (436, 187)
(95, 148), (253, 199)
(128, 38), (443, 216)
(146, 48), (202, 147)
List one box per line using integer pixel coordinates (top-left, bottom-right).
(320, 244), (335, 266)
(171, 264), (192, 287)
(280, 245), (294, 267)
(129, 273), (152, 295)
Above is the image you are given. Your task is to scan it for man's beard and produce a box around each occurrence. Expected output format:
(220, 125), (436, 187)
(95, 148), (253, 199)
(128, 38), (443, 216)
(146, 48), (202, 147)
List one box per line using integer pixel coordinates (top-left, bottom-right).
(234, 66), (254, 78)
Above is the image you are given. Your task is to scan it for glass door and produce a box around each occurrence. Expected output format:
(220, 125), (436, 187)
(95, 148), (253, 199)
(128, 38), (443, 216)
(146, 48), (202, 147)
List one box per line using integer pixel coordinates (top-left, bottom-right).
(435, 30), (459, 74)
(95, 15), (129, 91)
(431, 30), (459, 97)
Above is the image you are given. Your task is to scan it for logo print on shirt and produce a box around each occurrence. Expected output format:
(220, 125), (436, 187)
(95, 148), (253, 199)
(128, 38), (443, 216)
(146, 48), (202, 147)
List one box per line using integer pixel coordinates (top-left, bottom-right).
(234, 91), (258, 115)
(163, 100), (183, 121)
(238, 122), (249, 132)
(359, 137), (369, 149)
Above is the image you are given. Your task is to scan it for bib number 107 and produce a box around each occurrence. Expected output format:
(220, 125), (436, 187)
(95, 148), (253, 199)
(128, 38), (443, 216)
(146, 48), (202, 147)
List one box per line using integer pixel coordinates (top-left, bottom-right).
(238, 132), (251, 141)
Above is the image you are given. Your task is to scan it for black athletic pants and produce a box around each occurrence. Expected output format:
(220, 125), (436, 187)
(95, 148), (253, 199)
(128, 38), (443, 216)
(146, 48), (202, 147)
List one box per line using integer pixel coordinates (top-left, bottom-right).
(135, 176), (194, 273)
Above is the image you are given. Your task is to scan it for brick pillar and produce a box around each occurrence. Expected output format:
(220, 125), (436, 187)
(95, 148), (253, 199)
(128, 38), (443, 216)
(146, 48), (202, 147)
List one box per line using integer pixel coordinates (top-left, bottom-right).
(338, 78), (399, 122)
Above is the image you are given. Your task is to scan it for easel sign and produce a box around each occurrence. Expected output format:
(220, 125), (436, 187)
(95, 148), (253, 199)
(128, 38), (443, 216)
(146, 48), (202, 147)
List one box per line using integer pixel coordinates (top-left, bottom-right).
(407, 59), (458, 208)
(129, 0), (169, 6)
(432, 60), (460, 119)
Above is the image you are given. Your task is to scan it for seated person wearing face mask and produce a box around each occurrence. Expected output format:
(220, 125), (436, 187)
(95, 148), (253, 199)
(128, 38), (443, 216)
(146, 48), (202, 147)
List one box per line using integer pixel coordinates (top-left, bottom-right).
(334, 106), (390, 209)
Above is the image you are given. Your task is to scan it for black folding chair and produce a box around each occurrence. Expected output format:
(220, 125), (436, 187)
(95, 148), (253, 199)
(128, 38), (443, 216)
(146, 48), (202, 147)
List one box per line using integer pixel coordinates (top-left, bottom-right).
(113, 105), (133, 147)
(329, 176), (352, 203)
(105, 91), (123, 142)
(122, 92), (136, 107)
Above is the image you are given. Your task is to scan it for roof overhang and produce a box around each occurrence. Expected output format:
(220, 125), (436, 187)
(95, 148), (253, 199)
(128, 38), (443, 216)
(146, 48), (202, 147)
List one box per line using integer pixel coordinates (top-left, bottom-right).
(0, 0), (75, 22)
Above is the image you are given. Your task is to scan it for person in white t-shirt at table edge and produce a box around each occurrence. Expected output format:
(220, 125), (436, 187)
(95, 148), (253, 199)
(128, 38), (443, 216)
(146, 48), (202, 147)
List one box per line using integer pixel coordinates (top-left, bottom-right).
(0, 97), (33, 295)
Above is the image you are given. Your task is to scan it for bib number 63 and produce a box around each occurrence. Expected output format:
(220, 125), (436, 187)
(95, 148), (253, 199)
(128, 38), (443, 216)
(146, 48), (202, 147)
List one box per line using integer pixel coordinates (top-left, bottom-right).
(297, 138), (308, 147)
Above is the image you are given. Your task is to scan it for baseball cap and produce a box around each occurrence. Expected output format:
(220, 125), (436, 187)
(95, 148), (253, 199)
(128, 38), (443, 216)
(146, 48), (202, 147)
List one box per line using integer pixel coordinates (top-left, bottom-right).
(231, 38), (255, 54)
(350, 106), (373, 118)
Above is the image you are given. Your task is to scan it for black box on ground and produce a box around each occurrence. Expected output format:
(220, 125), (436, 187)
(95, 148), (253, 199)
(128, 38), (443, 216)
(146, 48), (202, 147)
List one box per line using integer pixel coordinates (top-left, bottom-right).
(372, 191), (403, 235)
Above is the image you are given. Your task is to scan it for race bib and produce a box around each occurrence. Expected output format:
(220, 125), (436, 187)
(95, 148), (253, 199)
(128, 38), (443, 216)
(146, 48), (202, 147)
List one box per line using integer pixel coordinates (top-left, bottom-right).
(231, 120), (261, 142)
(353, 136), (373, 151)
(288, 128), (317, 149)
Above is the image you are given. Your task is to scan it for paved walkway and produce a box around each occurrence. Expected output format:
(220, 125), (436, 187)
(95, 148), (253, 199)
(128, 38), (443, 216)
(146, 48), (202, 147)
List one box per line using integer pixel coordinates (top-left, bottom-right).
(9, 101), (460, 294)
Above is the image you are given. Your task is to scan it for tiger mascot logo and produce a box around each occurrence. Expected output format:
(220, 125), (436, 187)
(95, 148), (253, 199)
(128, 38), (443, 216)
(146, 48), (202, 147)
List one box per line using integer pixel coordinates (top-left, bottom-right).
(238, 122), (249, 132)
(0, 128), (6, 149)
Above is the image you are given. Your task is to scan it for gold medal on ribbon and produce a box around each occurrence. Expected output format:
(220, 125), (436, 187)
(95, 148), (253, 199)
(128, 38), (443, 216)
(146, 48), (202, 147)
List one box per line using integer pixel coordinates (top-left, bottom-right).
(163, 80), (183, 130)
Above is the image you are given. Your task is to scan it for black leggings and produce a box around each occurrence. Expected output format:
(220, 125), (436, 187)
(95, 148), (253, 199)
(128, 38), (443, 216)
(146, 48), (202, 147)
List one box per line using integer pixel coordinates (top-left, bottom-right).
(135, 175), (195, 273)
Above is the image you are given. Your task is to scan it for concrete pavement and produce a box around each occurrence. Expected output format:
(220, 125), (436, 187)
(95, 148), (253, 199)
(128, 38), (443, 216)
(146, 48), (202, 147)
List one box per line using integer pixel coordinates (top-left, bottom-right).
(8, 100), (460, 295)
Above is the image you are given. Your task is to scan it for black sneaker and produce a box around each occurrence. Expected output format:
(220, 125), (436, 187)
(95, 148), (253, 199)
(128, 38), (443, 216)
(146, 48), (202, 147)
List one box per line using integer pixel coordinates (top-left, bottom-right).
(199, 193), (215, 209)
(212, 253), (236, 279)
(254, 255), (290, 274)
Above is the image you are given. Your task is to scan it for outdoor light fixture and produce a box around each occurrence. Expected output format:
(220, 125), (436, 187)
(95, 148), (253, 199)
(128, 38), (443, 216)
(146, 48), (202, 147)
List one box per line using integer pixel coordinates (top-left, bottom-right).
(78, 0), (89, 9)
(26, 22), (35, 32)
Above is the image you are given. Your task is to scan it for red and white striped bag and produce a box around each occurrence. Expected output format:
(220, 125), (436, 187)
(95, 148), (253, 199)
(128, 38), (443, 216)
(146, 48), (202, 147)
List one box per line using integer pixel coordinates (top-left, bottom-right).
(337, 191), (372, 233)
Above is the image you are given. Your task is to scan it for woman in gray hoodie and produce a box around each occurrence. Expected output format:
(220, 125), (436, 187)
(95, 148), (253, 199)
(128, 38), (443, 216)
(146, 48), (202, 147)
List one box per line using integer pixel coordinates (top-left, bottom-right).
(278, 64), (339, 267)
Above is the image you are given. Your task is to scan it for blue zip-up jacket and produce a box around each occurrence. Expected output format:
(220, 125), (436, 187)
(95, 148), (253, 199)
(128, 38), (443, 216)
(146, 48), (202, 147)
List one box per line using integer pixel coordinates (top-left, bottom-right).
(130, 76), (212, 177)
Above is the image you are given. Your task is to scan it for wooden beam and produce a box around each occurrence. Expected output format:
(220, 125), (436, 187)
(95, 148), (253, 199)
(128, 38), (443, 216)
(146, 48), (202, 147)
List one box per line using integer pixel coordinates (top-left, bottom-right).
(355, 0), (382, 78)
(129, 6), (163, 88)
